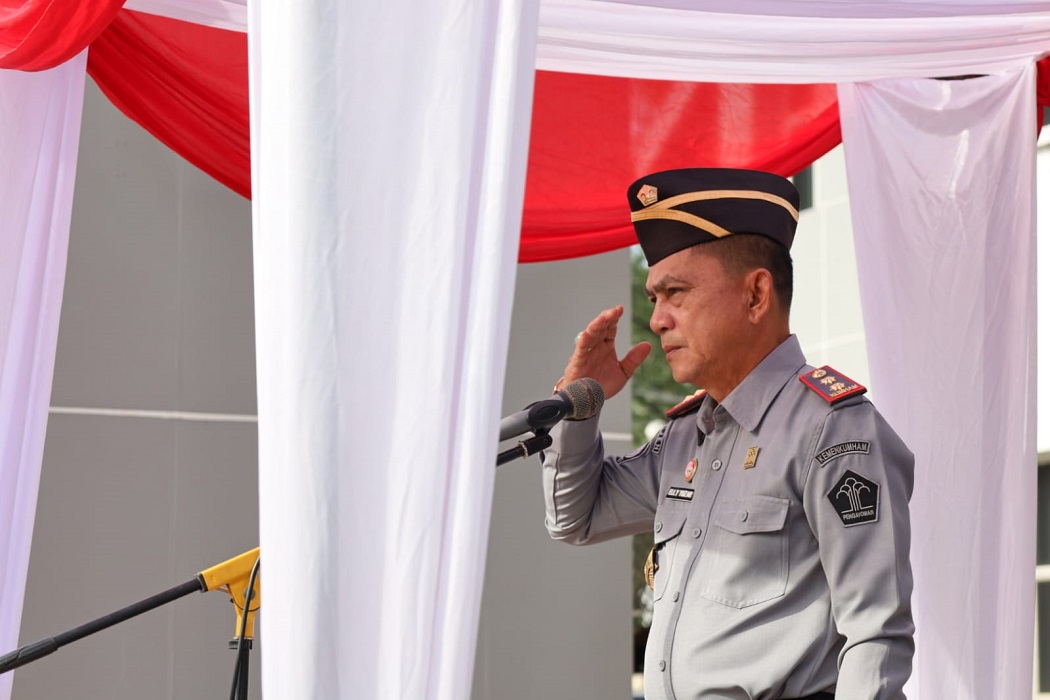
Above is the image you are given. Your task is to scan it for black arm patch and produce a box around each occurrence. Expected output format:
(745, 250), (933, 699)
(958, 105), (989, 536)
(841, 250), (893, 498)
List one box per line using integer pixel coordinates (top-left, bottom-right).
(618, 424), (667, 463)
(827, 470), (880, 526)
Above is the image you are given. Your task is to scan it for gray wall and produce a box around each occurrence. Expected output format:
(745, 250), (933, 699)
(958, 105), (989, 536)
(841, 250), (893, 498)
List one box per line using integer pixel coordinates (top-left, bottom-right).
(14, 79), (261, 699)
(12, 80), (633, 699)
(476, 255), (633, 700)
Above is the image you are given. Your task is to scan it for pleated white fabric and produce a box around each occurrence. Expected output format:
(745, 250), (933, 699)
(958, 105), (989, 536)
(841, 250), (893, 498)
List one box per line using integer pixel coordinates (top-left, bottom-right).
(535, 0), (1050, 82)
(247, 1), (539, 697)
(123, 0), (247, 31)
(130, 0), (1050, 86)
(0, 53), (86, 700)
(840, 64), (1038, 699)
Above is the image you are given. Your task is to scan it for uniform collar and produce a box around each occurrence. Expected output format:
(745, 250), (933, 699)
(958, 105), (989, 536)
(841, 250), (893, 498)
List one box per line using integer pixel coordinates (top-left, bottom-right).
(704, 335), (807, 434)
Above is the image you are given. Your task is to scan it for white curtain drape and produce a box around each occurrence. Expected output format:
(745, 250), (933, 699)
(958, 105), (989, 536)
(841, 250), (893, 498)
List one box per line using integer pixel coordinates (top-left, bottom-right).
(0, 53), (86, 700)
(124, 0), (247, 32)
(248, 0), (539, 697)
(840, 64), (1037, 699)
(535, 0), (1050, 82)
(128, 0), (1050, 85)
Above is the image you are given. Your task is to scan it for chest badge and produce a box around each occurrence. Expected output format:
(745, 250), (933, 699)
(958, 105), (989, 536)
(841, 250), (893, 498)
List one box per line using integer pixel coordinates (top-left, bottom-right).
(684, 458), (698, 483)
(643, 547), (658, 590)
(743, 446), (760, 469)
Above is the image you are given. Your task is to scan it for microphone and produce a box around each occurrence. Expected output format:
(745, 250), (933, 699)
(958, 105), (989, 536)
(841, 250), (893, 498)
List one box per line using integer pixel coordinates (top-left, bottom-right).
(498, 378), (605, 441)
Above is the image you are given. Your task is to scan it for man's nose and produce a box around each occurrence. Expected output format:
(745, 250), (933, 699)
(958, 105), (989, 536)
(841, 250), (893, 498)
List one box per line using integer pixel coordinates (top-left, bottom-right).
(650, 304), (671, 335)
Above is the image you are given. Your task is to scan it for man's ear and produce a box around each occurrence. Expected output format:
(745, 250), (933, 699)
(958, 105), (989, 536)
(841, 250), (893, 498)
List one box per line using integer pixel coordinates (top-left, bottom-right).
(745, 268), (774, 323)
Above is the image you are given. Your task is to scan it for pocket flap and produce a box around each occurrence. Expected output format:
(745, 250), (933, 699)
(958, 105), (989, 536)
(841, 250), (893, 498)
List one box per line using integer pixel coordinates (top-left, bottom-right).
(654, 512), (687, 545)
(714, 496), (789, 535)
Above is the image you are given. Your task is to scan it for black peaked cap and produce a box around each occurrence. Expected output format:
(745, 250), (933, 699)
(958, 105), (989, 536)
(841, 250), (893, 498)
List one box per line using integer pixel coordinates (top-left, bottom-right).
(627, 168), (801, 265)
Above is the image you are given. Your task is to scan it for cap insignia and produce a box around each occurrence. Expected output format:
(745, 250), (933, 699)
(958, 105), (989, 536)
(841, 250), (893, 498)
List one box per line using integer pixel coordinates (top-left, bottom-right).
(636, 184), (659, 207)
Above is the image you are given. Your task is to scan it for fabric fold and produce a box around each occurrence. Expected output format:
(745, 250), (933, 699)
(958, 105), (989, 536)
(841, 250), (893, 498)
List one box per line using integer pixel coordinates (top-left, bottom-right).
(0, 0), (125, 71)
(840, 62), (1037, 699)
(249, 0), (539, 697)
(0, 51), (86, 700)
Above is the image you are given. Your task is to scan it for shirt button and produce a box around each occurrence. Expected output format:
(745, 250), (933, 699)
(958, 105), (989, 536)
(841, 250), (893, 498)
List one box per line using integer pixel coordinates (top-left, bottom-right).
(658, 660), (666, 671)
(711, 459), (722, 471)
(692, 528), (701, 538)
(655, 522), (663, 533)
(672, 592), (680, 602)
(740, 510), (749, 522)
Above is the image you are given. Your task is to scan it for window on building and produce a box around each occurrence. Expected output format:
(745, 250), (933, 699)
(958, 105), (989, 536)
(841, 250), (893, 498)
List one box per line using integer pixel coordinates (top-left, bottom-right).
(793, 166), (814, 211)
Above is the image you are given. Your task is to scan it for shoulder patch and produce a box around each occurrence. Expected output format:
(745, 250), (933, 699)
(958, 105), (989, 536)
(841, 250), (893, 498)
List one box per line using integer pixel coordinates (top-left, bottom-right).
(665, 389), (707, 419)
(799, 365), (866, 404)
(827, 470), (880, 526)
(617, 424), (667, 464)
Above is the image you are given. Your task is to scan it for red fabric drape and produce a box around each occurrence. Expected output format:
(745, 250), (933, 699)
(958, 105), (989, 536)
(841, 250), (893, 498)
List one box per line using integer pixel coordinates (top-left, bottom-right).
(1037, 57), (1050, 131)
(521, 73), (840, 262)
(87, 13), (839, 262)
(0, 0), (125, 70)
(87, 10), (251, 198)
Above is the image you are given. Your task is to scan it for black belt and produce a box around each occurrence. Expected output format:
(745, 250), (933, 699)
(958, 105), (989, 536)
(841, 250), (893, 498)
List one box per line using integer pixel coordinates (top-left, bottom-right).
(795, 693), (834, 700)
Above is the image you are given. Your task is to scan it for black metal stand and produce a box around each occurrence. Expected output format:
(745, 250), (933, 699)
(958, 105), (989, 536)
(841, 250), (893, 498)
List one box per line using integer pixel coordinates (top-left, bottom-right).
(0, 547), (260, 700)
(227, 556), (260, 700)
(229, 639), (251, 700)
(0, 577), (205, 674)
(496, 430), (553, 466)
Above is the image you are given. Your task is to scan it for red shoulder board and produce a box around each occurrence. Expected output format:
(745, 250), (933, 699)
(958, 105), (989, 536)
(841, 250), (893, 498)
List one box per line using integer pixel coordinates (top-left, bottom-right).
(799, 365), (867, 404)
(665, 389), (707, 419)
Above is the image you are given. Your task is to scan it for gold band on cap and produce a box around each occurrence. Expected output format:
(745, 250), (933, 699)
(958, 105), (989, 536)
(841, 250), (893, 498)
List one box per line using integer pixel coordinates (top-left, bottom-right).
(632, 188), (800, 222)
(630, 209), (733, 238)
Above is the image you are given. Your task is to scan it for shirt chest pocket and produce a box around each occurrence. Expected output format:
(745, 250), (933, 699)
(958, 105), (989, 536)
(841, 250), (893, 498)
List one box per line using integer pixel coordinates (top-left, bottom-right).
(696, 495), (790, 609)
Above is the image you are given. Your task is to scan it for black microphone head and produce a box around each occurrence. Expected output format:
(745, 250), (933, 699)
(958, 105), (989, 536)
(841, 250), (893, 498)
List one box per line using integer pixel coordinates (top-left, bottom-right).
(562, 378), (605, 420)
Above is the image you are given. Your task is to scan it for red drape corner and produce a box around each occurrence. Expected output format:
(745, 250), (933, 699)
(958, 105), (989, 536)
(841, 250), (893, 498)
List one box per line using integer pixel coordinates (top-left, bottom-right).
(0, 0), (125, 71)
(519, 72), (840, 262)
(87, 9), (251, 199)
(1037, 56), (1050, 133)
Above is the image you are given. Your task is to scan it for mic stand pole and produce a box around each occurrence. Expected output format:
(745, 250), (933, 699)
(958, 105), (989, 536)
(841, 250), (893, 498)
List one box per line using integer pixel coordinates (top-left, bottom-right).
(496, 429), (552, 467)
(0, 547), (261, 685)
(0, 578), (204, 674)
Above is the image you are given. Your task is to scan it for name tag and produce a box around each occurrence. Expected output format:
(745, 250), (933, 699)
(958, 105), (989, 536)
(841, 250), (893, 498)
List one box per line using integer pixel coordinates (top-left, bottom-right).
(667, 487), (694, 502)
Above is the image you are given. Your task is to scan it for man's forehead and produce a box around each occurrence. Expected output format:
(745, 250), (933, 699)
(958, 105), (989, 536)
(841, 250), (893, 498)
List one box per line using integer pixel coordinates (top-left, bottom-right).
(645, 248), (720, 289)
(645, 270), (690, 291)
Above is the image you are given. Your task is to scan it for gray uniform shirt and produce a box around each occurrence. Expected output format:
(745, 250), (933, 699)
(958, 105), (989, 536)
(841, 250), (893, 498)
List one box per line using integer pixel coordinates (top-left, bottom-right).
(542, 336), (914, 699)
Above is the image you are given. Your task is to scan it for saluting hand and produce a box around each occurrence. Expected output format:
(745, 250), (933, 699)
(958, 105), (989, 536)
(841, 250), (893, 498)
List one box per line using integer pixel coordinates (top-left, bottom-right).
(558, 305), (652, 401)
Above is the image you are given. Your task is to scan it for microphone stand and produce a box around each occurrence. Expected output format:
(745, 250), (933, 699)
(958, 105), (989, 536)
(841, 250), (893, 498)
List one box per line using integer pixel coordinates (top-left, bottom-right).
(496, 429), (552, 466)
(0, 547), (261, 699)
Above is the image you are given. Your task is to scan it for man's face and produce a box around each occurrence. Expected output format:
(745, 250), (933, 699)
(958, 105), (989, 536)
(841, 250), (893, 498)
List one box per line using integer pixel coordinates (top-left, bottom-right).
(644, 246), (750, 390)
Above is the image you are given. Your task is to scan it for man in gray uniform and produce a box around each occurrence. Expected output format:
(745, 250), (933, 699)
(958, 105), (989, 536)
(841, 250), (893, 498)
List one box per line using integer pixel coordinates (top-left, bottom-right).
(542, 168), (914, 699)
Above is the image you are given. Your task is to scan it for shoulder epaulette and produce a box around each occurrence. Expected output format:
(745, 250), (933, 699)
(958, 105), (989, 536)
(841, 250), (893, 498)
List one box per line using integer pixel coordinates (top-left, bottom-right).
(799, 365), (867, 404)
(665, 389), (707, 419)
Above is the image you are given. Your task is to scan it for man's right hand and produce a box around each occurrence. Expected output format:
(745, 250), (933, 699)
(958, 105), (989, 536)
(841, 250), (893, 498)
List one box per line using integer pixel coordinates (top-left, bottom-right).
(557, 305), (651, 401)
